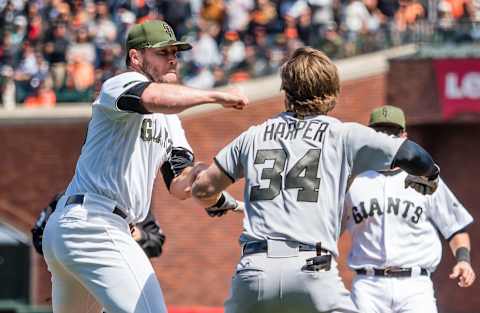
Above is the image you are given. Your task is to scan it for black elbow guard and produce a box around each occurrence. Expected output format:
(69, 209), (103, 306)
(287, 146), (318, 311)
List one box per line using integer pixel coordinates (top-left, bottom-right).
(392, 140), (437, 178)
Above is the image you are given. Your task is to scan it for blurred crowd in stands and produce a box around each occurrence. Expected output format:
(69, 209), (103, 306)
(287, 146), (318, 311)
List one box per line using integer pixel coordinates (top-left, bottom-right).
(1, 0), (479, 108)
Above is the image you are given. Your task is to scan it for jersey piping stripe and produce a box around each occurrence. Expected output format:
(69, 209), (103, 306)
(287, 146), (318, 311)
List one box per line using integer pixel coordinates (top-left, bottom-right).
(214, 157), (235, 183)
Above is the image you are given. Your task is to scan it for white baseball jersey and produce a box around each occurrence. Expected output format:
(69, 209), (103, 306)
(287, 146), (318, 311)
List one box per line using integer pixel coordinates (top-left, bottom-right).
(65, 71), (192, 223)
(214, 112), (405, 256)
(345, 170), (473, 272)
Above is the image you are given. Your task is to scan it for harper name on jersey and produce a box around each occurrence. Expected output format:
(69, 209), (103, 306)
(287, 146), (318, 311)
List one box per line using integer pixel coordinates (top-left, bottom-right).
(263, 119), (329, 142)
(352, 196), (424, 224)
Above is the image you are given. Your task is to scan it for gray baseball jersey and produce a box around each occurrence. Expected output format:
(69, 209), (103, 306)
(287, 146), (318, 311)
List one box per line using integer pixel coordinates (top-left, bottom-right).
(345, 170), (473, 272)
(214, 112), (405, 256)
(65, 71), (192, 223)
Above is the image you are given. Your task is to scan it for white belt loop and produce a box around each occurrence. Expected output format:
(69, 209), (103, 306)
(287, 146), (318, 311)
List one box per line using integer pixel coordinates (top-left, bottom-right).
(411, 266), (425, 277)
(366, 268), (375, 276)
(240, 242), (246, 257)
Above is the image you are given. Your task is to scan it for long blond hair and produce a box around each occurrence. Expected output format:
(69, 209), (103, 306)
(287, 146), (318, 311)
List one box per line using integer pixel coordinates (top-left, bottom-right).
(281, 47), (339, 118)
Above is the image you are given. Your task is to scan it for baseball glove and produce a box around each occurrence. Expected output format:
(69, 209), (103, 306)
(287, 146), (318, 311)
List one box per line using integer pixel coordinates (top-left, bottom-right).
(205, 191), (244, 217)
(31, 193), (62, 255)
(404, 165), (440, 195)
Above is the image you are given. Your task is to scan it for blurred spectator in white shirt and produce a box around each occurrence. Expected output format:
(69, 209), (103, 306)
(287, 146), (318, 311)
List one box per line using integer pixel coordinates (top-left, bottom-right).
(226, 0), (254, 33)
(222, 31), (246, 72)
(191, 21), (222, 67)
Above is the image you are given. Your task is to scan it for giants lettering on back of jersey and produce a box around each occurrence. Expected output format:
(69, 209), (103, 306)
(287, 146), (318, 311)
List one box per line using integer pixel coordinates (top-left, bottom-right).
(352, 197), (424, 224)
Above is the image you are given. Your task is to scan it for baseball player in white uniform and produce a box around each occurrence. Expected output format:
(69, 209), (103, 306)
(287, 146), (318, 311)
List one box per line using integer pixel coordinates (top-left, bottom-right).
(190, 47), (442, 313)
(41, 20), (247, 313)
(344, 105), (475, 313)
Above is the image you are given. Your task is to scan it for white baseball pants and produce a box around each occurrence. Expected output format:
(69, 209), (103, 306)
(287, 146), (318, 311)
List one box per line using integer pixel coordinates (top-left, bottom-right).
(351, 274), (437, 313)
(42, 193), (167, 313)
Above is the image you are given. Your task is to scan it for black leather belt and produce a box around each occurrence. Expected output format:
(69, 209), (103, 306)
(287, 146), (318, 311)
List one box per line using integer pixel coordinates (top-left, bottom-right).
(65, 194), (128, 220)
(355, 267), (428, 278)
(242, 241), (329, 256)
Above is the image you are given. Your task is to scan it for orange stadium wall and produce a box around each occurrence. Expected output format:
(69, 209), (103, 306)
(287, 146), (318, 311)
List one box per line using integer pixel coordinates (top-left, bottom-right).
(0, 70), (478, 313)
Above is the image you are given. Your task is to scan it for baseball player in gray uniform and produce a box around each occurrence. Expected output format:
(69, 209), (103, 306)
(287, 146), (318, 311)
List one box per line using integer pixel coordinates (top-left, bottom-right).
(190, 47), (442, 313)
(344, 105), (475, 313)
(41, 20), (247, 313)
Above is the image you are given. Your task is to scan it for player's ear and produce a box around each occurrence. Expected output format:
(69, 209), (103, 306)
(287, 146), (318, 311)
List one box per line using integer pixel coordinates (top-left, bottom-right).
(129, 49), (143, 68)
(401, 131), (408, 139)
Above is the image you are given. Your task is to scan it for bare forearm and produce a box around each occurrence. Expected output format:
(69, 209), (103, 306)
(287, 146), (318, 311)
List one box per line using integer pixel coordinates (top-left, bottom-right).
(169, 162), (223, 206)
(191, 162), (235, 209)
(142, 83), (230, 114)
(448, 232), (474, 287)
(192, 167), (226, 200)
(449, 232), (471, 256)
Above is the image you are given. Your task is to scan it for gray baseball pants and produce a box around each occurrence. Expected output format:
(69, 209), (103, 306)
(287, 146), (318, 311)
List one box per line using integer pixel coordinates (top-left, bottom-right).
(225, 241), (358, 313)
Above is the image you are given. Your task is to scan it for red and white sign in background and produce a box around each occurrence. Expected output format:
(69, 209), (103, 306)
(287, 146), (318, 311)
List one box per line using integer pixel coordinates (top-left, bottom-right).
(434, 58), (480, 119)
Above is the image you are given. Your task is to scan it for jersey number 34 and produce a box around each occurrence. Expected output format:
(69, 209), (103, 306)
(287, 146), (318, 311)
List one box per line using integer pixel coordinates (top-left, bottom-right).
(250, 149), (321, 203)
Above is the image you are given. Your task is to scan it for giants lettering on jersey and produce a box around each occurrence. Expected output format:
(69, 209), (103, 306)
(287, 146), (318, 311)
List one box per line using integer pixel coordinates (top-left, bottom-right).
(140, 118), (172, 148)
(352, 197), (424, 224)
(263, 120), (329, 142)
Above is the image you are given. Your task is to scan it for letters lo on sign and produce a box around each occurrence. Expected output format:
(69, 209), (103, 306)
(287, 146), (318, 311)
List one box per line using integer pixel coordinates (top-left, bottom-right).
(434, 59), (480, 120)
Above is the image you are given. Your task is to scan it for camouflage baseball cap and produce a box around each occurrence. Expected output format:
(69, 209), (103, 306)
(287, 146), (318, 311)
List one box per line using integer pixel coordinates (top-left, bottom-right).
(126, 20), (192, 52)
(368, 105), (406, 130)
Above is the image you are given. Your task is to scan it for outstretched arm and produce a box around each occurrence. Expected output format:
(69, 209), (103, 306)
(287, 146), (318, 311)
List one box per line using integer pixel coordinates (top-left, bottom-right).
(448, 232), (475, 287)
(141, 83), (248, 114)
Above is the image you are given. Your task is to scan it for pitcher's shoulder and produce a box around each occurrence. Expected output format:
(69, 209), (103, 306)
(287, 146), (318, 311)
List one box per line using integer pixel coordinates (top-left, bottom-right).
(101, 71), (150, 89)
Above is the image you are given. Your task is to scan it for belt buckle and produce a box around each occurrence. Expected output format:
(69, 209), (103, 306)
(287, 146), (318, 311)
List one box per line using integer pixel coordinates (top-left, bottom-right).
(383, 267), (392, 277)
(384, 266), (403, 277)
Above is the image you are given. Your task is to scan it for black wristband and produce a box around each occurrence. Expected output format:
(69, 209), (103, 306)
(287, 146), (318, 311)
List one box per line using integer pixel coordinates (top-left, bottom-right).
(455, 247), (471, 263)
(213, 193), (226, 208)
(207, 192), (237, 211)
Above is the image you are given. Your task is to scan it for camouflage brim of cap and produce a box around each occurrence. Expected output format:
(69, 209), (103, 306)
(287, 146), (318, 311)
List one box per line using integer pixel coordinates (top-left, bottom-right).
(368, 105), (406, 130)
(126, 20), (192, 52)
